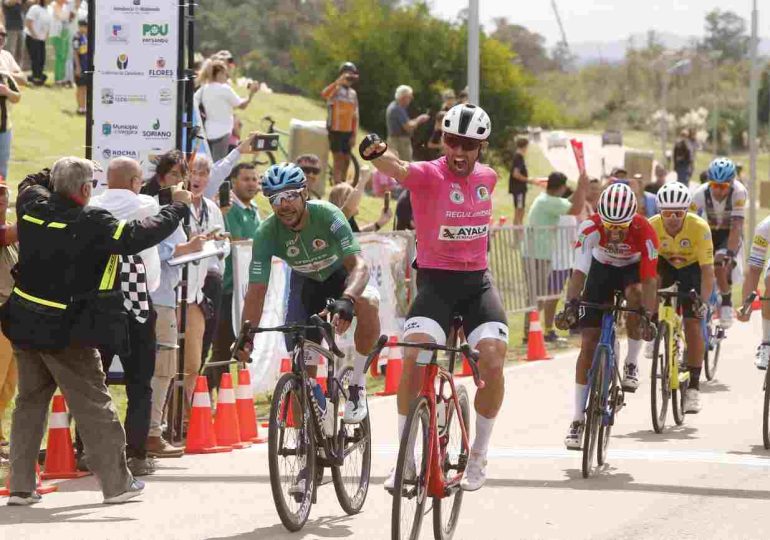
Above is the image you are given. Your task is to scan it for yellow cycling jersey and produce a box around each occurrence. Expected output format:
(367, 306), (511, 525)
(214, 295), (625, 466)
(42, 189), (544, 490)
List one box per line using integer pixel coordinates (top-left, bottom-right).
(649, 213), (714, 269)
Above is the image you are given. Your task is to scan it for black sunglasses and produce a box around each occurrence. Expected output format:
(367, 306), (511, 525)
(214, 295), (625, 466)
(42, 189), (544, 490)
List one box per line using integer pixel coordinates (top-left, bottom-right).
(300, 166), (320, 175)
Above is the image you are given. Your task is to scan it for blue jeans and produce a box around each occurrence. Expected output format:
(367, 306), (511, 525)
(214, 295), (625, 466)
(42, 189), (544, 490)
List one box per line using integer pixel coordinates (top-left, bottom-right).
(0, 130), (11, 179)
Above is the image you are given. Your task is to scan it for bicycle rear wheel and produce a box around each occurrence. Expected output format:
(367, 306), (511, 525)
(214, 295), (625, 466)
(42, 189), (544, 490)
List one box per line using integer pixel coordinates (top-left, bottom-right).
(268, 373), (316, 532)
(704, 319), (721, 381)
(432, 384), (470, 540)
(672, 369), (687, 426)
(598, 360), (619, 467)
(762, 369), (770, 450)
(392, 396), (431, 540)
(650, 322), (671, 433)
(332, 366), (372, 515)
(582, 349), (605, 478)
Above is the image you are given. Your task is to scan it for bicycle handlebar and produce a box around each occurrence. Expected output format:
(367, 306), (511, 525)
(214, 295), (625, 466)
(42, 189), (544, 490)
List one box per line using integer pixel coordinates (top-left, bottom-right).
(739, 292), (770, 318)
(231, 317), (345, 361)
(363, 335), (485, 389)
(575, 300), (651, 320)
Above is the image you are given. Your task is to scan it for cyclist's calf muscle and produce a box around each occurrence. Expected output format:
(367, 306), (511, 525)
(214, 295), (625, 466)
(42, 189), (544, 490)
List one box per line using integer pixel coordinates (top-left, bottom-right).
(576, 329), (601, 385)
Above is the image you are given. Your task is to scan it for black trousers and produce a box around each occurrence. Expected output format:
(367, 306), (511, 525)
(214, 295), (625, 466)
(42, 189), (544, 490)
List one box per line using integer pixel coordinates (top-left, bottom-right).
(210, 291), (235, 385)
(98, 306), (158, 460)
(201, 273), (225, 391)
(25, 35), (46, 84)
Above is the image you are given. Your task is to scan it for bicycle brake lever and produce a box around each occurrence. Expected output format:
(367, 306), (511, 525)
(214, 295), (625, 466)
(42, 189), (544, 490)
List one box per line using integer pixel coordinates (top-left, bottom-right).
(739, 292), (757, 318)
(460, 344), (485, 389)
(363, 335), (389, 374)
(230, 321), (254, 362)
(309, 314), (345, 358)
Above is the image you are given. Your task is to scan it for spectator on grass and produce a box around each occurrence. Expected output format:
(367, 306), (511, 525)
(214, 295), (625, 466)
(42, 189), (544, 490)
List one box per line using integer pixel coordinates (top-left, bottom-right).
(440, 89), (456, 112)
(296, 153), (322, 199)
(24, 0), (50, 86)
(0, 177), (17, 454)
(0, 55), (20, 180)
(72, 17), (87, 114)
(322, 61), (359, 184)
(2, 1), (26, 65)
(49, 0), (72, 86)
(385, 85), (429, 161)
(457, 88), (469, 104)
(646, 164), (668, 194)
(525, 171), (588, 343)
(328, 179), (392, 233)
(194, 60), (258, 161)
(0, 22), (27, 86)
(509, 137), (530, 226)
(673, 129), (693, 185)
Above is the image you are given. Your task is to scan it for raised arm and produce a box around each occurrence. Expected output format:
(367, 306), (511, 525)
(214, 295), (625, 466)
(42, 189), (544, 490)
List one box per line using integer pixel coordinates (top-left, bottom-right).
(358, 134), (410, 183)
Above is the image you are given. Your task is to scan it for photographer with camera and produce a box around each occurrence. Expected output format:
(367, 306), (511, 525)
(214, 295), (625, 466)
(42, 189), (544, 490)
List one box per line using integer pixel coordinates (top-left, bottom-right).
(2, 157), (189, 505)
(322, 62), (360, 184)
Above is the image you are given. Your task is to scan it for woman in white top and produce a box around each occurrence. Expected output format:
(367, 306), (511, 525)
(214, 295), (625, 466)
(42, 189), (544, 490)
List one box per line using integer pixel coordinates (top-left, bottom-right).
(193, 60), (258, 161)
(183, 155), (230, 399)
(24, 0), (52, 86)
(49, 0), (73, 85)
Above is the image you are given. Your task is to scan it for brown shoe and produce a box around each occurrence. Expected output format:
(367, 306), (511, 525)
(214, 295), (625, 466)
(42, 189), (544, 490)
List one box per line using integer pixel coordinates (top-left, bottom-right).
(146, 436), (184, 458)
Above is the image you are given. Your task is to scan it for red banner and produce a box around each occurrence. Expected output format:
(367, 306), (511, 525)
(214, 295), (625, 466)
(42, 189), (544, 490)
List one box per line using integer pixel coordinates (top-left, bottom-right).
(570, 139), (585, 175)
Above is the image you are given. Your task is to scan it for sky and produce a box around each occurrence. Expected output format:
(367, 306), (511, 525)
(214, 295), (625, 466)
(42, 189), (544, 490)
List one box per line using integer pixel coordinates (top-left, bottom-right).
(429, 0), (763, 45)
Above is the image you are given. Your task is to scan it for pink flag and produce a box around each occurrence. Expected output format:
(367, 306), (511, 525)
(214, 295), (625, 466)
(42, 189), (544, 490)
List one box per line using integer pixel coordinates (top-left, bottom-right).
(570, 139), (586, 175)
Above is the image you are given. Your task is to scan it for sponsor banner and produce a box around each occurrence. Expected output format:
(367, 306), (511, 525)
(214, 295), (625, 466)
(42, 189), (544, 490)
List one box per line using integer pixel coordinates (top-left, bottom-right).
(91, 0), (179, 188)
(439, 224), (489, 241)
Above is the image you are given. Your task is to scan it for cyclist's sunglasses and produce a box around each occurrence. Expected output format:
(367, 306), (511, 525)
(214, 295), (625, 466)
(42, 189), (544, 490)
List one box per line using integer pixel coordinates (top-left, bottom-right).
(268, 188), (303, 206)
(601, 220), (631, 231)
(300, 166), (320, 175)
(443, 133), (482, 151)
(709, 181), (731, 191)
(661, 209), (687, 219)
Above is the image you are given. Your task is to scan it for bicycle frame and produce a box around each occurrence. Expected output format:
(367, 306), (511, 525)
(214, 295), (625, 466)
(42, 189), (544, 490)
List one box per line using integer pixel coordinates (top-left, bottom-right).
(584, 310), (618, 426)
(658, 296), (687, 392)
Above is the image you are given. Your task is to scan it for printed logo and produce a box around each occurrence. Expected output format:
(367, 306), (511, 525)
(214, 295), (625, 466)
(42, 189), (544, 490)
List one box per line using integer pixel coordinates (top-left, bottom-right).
(312, 238), (327, 251)
(113, 1), (160, 14)
(102, 123), (112, 136)
(439, 224), (488, 241)
(142, 118), (172, 140)
(100, 88), (147, 105)
(116, 53), (129, 70)
(149, 57), (174, 78)
(287, 246), (300, 258)
(101, 88), (114, 104)
(646, 239), (659, 261)
(102, 148), (139, 160)
(142, 23), (169, 45)
(476, 185), (489, 201)
(106, 23), (129, 43)
(101, 122), (139, 136)
(679, 239), (691, 249)
(158, 88), (173, 105)
(735, 198), (746, 208)
(449, 189), (464, 204)
(754, 235), (769, 248)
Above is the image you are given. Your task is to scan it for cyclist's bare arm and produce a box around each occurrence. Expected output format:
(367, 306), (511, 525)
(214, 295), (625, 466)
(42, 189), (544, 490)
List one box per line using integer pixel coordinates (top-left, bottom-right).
(242, 283), (268, 329)
(641, 276), (658, 314)
(565, 270), (587, 302)
(701, 263), (715, 305)
(727, 217), (743, 254)
(370, 150), (410, 183)
(341, 253), (369, 301)
(741, 264), (763, 308)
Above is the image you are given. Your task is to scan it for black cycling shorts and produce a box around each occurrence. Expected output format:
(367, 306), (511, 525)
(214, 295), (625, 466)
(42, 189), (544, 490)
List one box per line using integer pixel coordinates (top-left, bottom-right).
(405, 269), (508, 348)
(328, 130), (353, 154)
(711, 229), (729, 253)
(579, 258), (640, 328)
(658, 259), (701, 318)
(285, 267), (348, 348)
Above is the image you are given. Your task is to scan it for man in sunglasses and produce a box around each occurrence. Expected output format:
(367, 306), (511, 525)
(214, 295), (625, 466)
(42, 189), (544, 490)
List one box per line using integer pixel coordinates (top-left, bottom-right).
(359, 103), (508, 492)
(296, 153), (322, 198)
(556, 182), (659, 450)
(240, 163), (381, 428)
(649, 182), (714, 413)
(691, 157), (747, 328)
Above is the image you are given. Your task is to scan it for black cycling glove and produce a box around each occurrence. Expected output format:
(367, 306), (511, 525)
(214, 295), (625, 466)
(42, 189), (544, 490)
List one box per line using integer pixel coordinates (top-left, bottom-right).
(330, 296), (355, 322)
(359, 133), (388, 161)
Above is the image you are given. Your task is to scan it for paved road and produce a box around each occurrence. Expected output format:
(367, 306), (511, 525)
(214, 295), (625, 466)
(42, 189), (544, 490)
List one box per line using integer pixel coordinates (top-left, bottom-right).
(4, 313), (770, 539)
(538, 132), (627, 180)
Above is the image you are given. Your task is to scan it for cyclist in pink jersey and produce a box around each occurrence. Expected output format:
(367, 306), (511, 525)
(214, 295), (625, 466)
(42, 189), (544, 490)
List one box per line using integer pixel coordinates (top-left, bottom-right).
(360, 104), (507, 492)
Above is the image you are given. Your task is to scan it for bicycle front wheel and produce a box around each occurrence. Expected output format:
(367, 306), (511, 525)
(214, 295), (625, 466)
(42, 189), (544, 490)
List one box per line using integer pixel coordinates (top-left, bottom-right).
(432, 384), (470, 540)
(268, 373), (316, 532)
(392, 396), (431, 540)
(332, 366), (372, 515)
(650, 322), (671, 433)
(704, 319), (721, 381)
(582, 349), (605, 478)
(763, 368), (770, 449)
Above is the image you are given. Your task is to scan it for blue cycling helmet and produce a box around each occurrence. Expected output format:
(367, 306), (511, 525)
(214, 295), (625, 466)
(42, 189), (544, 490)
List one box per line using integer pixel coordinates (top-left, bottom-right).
(261, 163), (307, 196)
(707, 157), (736, 183)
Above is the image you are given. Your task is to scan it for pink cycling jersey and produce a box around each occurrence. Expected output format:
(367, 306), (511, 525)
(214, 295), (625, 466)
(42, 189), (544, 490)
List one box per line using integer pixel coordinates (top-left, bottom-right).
(403, 156), (497, 271)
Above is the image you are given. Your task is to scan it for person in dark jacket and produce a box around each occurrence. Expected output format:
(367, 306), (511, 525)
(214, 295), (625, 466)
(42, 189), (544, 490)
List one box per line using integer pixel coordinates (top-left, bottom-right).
(2, 157), (191, 506)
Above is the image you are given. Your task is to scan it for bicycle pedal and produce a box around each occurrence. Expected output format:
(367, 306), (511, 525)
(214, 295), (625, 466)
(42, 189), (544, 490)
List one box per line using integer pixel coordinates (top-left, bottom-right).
(621, 385), (637, 393)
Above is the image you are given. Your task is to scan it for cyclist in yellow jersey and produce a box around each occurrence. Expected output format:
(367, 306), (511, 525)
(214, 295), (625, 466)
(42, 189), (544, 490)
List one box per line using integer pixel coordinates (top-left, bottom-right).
(649, 182), (715, 413)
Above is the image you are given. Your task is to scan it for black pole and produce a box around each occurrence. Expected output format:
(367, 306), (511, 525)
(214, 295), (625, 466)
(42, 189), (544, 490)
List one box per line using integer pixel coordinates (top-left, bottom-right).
(85, 0), (95, 161)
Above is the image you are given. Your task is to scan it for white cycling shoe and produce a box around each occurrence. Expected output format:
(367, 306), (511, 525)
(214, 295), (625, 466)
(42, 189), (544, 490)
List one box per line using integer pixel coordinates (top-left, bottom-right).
(719, 305), (734, 328)
(460, 452), (487, 492)
(684, 388), (701, 414)
(756, 343), (770, 370)
(384, 459), (416, 492)
(564, 420), (584, 450)
(622, 363), (640, 391)
(343, 385), (368, 424)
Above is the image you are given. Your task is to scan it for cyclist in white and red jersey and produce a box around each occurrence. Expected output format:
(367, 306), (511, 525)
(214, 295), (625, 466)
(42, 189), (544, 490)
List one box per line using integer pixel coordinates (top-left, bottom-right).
(738, 215), (770, 369)
(360, 103), (507, 492)
(556, 183), (659, 449)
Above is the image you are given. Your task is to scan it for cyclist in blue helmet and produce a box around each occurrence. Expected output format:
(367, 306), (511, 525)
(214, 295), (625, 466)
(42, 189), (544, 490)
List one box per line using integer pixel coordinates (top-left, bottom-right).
(691, 156), (747, 328)
(243, 163), (381, 484)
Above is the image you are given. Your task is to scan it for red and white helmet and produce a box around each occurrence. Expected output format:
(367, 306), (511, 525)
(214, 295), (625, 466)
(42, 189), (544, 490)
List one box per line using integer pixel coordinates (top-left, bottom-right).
(442, 104), (491, 141)
(598, 183), (637, 224)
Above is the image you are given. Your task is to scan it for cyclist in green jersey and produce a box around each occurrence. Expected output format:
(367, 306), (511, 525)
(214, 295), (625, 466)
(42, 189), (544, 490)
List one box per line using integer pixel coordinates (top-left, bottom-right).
(241, 163), (381, 426)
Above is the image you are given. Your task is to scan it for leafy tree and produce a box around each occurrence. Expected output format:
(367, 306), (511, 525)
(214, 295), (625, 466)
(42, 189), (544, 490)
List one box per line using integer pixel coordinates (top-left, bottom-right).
(490, 18), (554, 74)
(701, 9), (749, 62)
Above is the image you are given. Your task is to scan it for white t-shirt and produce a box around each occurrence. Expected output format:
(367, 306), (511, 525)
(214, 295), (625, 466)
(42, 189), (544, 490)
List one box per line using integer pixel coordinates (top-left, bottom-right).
(186, 197), (230, 303)
(25, 5), (52, 40)
(193, 82), (244, 141)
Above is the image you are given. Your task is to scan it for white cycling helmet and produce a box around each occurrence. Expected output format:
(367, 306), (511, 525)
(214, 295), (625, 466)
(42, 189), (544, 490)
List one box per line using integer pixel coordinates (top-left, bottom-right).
(442, 104), (491, 141)
(598, 183), (637, 224)
(656, 181), (692, 210)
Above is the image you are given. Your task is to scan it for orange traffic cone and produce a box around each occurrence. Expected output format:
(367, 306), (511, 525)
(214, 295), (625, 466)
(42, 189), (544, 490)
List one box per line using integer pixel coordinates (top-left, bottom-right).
(526, 310), (552, 361)
(1, 464), (58, 497)
(236, 368), (266, 444)
(317, 357), (328, 393)
(457, 354), (473, 377)
(185, 376), (232, 454)
(214, 374), (251, 449)
(498, 216), (507, 226)
(753, 290), (762, 310)
(41, 395), (90, 480)
(376, 337), (403, 396)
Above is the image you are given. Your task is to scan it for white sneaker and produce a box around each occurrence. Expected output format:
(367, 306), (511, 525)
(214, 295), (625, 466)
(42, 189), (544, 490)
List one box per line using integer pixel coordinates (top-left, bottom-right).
(564, 420), (584, 450)
(103, 479), (144, 504)
(756, 343), (770, 370)
(343, 385), (368, 424)
(684, 388), (701, 414)
(644, 339), (655, 359)
(460, 452), (487, 491)
(719, 305), (734, 328)
(384, 460), (416, 492)
(622, 363), (640, 391)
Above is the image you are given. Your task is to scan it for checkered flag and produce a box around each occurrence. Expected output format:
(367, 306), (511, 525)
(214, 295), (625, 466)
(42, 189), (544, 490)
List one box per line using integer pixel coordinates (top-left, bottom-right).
(119, 254), (150, 323)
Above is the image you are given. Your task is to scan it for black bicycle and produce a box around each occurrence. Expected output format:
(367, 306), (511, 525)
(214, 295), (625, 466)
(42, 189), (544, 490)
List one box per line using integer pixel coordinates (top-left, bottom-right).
(233, 312), (372, 532)
(739, 292), (770, 449)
